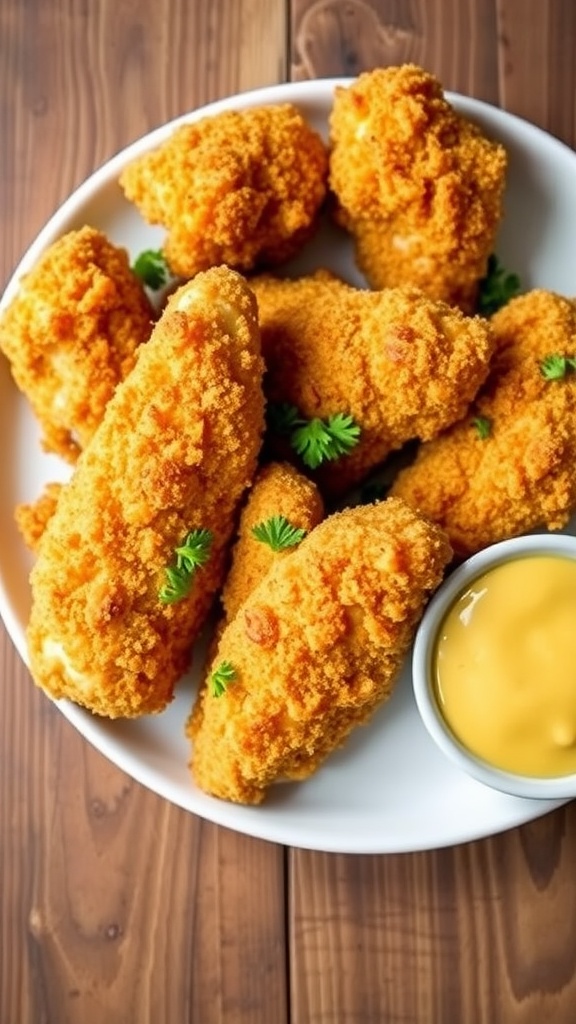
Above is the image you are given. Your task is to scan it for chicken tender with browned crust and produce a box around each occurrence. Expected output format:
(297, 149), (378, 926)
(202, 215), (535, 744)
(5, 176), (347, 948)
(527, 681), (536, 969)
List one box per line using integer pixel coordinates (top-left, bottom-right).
(27, 267), (265, 718)
(0, 226), (154, 462)
(221, 461), (324, 623)
(391, 290), (576, 556)
(189, 497), (452, 805)
(120, 104), (328, 279)
(252, 271), (496, 495)
(329, 65), (507, 311)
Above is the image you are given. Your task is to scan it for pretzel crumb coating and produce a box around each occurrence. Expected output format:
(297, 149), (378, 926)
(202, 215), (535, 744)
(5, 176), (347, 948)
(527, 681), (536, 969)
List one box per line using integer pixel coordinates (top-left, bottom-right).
(27, 267), (265, 718)
(391, 290), (576, 556)
(0, 226), (154, 462)
(119, 104), (328, 278)
(189, 497), (452, 804)
(329, 65), (507, 310)
(252, 271), (496, 495)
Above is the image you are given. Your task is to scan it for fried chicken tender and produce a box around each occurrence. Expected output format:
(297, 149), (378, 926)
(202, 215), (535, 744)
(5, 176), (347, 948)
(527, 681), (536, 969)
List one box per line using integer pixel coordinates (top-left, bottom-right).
(27, 267), (265, 718)
(329, 65), (507, 311)
(119, 104), (328, 279)
(220, 461), (325, 623)
(252, 270), (496, 495)
(0, 226), (154, 462)
(391, 290), (576, 556)
(189, 497), (452, 805)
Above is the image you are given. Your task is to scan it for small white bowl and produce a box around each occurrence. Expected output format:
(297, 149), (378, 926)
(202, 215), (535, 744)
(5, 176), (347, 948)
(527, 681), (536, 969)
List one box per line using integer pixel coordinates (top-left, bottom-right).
(412, 532), (576, 800)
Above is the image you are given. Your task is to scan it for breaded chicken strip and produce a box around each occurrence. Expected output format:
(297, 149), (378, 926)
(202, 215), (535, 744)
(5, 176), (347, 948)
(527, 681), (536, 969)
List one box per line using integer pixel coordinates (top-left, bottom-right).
(252, 271), (495, 495)
(329, 65), (507, 311)
(189, 497), (452, 804)
(27, 267), (265, 718)
(220, 461), (325, 623)
(391, 291), (576, 556)
(0, 226), (154, 462)
(120, 104), (328, 279)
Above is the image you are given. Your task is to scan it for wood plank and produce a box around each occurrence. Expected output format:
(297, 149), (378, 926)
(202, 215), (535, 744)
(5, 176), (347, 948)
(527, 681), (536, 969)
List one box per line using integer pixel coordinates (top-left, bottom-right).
(496, 0), (576, 144)
(290, 808), (576, 1024)
(288, 2), (576, 1023)
(0, 1), (289, 1022)
(291, 0), (500, 102)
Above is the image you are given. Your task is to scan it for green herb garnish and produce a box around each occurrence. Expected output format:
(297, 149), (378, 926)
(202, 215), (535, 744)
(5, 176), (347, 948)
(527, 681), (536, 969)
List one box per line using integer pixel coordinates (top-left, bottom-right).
(159, 528), (213, 604)
(472, 415), (492, 439)
(291, 412), (361, 469)
(210, 660), (237, 697)
(539, 354), (576, 381)
(267, 403), (361, 469)
(133, 249), (170, 290)
(477, 254), (521, 316)
(251, 515), (307, 552)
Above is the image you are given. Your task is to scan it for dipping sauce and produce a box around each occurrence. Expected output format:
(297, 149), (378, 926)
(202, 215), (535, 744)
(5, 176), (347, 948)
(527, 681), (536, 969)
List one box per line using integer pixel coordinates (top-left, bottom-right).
(434, 555), (576, 777)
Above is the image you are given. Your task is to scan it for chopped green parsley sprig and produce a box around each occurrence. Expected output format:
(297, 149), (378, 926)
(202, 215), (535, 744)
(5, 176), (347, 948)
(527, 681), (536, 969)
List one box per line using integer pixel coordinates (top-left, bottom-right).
(539, 354), (576, 381)
(472, 415), (492, 439)
(268, 402), (361, 470)
(132, 248), (170, 291)
(251, 515), (307, 552)
(159, 528), (213, 604)
(477, 254), (521, 316)
(210, 660), (237, 698)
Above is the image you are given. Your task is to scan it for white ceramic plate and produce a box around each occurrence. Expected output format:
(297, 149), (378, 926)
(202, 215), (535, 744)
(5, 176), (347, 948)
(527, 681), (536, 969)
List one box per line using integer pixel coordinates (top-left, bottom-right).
(1, 79), (575, 854)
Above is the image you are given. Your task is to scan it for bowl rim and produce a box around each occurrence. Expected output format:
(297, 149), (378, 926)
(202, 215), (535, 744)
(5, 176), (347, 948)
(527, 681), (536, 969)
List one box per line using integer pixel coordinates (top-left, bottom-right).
(412, 531), (576, 799)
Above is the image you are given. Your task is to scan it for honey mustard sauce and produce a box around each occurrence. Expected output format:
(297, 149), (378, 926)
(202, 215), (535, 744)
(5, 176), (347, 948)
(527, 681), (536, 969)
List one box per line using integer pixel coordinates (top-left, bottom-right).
(434, 555), (576, 777)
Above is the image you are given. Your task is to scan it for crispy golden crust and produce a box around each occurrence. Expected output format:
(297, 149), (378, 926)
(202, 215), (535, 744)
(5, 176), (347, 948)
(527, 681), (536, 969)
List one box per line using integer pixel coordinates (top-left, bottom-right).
(252, 271), (495, 495)
(120, 104), (328, 278)
(0, 227), (154, 462)
(329, 65), (507, 310)
(220, 461), (325, 623)
(189, 497), (452, 804)
(391, 290), (576, 556)
(27, 267), (265, 718)
(15, 483), (64, 553)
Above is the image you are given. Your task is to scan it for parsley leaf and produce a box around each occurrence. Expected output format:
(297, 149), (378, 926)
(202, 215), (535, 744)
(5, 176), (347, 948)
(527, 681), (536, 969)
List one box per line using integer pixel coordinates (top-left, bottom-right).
(210, 660), (237, 697)
(472, 415), (492, 439)
(539, 354), (576, 381)
(267, 402), (361, 469)
(291, 413), (361, 469)
(159, 528), (213, 604)
(133, 249), (170, 290)
(477, 254), (521, 316)
(251, 515), (307, 552)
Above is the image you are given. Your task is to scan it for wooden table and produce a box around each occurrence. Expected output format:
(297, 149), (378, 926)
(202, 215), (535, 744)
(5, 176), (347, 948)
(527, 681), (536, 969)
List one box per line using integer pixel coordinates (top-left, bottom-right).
(2, 1), (576, 1021)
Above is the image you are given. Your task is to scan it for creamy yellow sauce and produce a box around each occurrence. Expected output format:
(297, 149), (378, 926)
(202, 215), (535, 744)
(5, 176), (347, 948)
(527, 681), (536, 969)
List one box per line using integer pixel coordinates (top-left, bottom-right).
(434, 555), (576, 777)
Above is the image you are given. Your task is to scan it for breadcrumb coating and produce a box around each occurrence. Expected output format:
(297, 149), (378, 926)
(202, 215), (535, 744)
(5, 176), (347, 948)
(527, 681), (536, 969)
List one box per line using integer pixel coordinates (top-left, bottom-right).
(252, 271), (496, 495)
(220, 461), (325, 623)
(120, 104), (328, 278)
(329, 65), (507, 310)
(15, 482), (63, 553)
(0, 226), (154, 462)
(391, 290), (576, 556)
(189, 497), (452, 804)
(27, 267), (265, 718)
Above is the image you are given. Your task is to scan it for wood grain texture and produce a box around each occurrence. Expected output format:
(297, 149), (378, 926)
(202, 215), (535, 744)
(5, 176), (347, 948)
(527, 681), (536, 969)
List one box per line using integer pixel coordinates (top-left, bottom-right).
(290, 809), (576, 1023)
(0, 2), (288, 1022)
